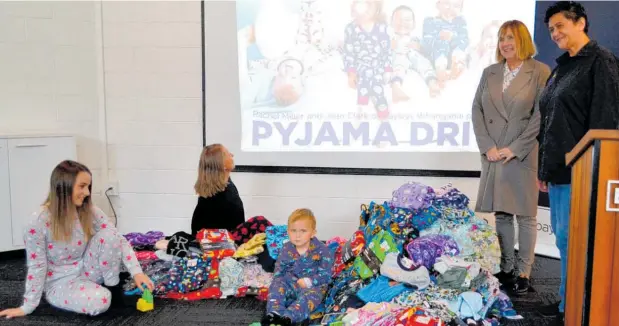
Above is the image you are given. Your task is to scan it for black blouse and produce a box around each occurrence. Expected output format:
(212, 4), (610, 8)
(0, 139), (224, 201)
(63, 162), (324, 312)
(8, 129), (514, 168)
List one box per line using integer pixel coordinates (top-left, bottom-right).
(538, 40), (619, 184)
(191, 178), (246, 236)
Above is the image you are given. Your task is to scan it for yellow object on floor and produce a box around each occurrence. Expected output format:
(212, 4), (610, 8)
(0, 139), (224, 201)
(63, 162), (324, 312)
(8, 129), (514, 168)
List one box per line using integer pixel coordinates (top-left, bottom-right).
(233, 233), (267, 258)
(137, 288), (154, 312)
(137, 298), (154, 312)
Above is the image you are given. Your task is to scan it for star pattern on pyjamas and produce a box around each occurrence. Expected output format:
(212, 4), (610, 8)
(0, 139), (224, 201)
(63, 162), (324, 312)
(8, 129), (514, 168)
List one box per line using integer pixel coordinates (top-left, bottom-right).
(19, 207), (143, 315)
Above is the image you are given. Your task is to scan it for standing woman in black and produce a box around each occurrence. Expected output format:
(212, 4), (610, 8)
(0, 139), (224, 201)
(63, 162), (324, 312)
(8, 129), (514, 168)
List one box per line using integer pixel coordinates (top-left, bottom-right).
(536, 1), (619, 322)
(191, 144), (245, 235)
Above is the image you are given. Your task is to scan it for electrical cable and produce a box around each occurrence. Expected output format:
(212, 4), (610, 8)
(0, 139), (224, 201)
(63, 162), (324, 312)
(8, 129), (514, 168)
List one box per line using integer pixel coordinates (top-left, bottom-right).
(104, 187), (118, 227)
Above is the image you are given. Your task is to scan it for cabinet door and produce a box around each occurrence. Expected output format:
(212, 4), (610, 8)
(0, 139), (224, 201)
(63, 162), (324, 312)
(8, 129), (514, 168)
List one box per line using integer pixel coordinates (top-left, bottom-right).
(0, 139), (13, 252)
(8, 137), (76, 247)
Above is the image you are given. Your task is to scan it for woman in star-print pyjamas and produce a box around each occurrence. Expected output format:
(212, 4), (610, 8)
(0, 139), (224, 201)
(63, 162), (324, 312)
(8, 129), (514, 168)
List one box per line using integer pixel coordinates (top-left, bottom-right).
(0, 160), (153, 318)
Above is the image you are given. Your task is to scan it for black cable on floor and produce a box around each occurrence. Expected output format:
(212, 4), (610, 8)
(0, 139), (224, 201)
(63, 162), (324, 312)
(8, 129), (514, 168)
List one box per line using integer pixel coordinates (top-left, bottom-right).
(105, 187), (118, 227)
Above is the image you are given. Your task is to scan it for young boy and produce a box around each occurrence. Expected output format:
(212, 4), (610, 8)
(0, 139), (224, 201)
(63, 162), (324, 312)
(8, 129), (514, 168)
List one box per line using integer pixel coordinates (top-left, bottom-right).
(261, 209), (334, 326)
(390, 5), (441, 101)
(422, 0), (469, 83)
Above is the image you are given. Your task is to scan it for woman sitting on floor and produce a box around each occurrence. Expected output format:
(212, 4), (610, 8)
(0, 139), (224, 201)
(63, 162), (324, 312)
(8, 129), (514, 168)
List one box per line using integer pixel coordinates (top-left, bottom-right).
(191, 143), (245, 235)
(0, 160), (154, 319)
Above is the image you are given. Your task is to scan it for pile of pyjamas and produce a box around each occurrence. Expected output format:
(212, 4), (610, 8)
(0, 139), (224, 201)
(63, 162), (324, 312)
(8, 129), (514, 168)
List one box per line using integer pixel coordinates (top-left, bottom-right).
(314, 181), (524, 326)
(119, 180), (523, 325)
(121, 216), (276, 302)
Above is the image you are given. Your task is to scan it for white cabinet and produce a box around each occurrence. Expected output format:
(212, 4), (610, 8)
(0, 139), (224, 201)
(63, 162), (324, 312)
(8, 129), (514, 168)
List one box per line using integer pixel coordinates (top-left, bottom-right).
(0, 140), (12, 252)
(0, 135), (76, 252)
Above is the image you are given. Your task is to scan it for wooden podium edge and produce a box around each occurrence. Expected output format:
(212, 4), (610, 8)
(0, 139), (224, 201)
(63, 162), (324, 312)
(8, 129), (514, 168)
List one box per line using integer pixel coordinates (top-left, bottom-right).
(583, 141), (601, 326)
(567, 130), (619, 166)
(564, 129), (619, 325)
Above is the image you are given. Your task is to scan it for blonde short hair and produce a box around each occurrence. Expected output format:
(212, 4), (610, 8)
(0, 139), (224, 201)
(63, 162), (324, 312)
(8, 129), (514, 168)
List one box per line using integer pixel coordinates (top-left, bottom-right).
(287, 208), (316, 230)
(495, 20), (537, 62)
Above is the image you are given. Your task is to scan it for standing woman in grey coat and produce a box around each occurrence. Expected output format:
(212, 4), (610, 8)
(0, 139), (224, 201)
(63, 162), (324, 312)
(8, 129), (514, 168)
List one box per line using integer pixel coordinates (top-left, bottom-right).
(471, 20), (551, 295)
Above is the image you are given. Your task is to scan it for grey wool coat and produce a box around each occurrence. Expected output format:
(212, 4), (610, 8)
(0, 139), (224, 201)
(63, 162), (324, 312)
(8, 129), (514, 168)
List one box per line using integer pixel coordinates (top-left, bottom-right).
(472, 58), (551, 217)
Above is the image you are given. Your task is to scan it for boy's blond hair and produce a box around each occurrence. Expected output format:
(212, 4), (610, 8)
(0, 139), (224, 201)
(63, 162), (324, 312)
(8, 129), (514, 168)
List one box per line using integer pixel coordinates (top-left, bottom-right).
(287, 208), (316, 230)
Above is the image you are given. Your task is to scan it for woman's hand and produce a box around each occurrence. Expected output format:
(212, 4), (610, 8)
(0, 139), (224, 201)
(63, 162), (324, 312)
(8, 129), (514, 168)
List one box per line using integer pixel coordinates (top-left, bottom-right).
(498, 147), (516, 164)
(133, 273), (154, 292)
(538, 179), (549, 192)
(486, 147), (500, 162)
(0, 308), (25, 319)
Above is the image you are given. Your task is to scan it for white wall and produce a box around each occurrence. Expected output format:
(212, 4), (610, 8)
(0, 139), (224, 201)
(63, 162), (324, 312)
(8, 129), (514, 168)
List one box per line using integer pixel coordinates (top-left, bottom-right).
(0, 1), (488, 239)
(0, 1), (108, 212)
(101, 1), (203, 233)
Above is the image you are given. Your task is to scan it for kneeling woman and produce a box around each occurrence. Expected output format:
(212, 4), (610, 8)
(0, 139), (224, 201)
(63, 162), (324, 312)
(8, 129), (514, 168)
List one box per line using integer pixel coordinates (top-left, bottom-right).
(0, 160), (154, 319)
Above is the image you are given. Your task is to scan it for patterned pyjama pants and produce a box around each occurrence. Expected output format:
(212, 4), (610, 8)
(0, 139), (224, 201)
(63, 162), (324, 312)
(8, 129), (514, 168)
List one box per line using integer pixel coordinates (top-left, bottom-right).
(44, 229), (126, 316)
(267, 277), (326, 323)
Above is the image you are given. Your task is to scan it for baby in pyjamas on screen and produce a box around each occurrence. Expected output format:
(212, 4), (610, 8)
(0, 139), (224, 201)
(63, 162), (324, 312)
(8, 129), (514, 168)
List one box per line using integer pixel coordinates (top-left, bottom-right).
(261, 209), (334, 326)
(390, 5), (441, 102)
(422, 0), (469, 83)
(343, 0), (404, 120)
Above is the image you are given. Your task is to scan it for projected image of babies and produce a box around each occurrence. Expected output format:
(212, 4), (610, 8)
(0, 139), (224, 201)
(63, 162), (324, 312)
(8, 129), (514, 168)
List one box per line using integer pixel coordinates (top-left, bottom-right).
(272, 58), (305, 107)
(390, 5), (441, 102)
(342, 0), (400, 120)
(466, 20), (501, 71)
(421, 0), (469, 86)
(296, 0), (330, 54)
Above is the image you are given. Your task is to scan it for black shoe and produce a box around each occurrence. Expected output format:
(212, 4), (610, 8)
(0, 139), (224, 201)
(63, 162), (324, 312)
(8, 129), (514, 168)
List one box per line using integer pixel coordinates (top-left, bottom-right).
(537, 301), (561, 317)
(261, 313), (292, 326)
(278, 316), (292, 326)
(493, 270), (516, 287)
(513, 276), (530, 295)
(261, 312), (277, 325)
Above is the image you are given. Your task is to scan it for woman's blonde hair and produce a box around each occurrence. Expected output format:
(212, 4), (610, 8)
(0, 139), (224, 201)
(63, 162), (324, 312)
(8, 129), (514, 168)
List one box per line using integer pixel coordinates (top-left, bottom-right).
(287, 208), (317, 230)
(194, 144), (229, 198)
(46, 160), (94, 243)
(495, 20), (537, 62)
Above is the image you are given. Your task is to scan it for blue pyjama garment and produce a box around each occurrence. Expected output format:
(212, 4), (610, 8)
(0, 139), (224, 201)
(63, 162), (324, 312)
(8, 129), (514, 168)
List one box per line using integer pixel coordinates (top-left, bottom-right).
(342, 21), (393, 115)
(422, 16), (469, 69)
(357, 68), (388, 111)
(266, 238), (334, 322)
(267, 277), (325, 323)
(20, 207), (143, 316)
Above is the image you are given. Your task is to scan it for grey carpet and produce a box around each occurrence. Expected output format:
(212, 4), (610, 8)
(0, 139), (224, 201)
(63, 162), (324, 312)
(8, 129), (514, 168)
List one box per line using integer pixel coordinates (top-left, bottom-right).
(0, 252), (562, 325)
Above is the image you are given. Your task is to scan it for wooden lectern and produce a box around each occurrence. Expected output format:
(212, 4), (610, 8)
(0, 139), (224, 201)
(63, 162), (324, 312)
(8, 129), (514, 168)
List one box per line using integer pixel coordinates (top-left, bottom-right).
(564, 130), (619, 326)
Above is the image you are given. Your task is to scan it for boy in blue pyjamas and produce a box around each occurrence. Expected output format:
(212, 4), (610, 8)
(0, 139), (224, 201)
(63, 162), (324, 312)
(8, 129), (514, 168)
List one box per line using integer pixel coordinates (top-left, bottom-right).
(422, 0), (469, 84)
(261, 209), (334, 326)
